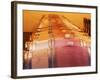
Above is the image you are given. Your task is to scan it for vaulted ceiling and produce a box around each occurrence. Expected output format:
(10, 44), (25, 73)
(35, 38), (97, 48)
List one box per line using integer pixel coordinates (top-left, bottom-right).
(23, 10), (91, 32)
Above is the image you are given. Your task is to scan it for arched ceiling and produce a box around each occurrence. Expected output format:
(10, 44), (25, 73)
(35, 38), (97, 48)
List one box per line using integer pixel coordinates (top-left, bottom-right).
(23, 10), (91, 32)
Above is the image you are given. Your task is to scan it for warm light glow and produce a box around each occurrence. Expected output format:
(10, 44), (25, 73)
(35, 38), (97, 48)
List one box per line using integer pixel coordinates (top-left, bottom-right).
(61, 29), (66, 33)
(64, 34), (71, 38)
(23, 13), (91, 69)
(28, 52), (32, 59)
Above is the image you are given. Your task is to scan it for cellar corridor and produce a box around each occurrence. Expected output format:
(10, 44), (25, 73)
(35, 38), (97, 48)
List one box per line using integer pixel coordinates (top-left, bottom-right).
(23, 14), (91, 69)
